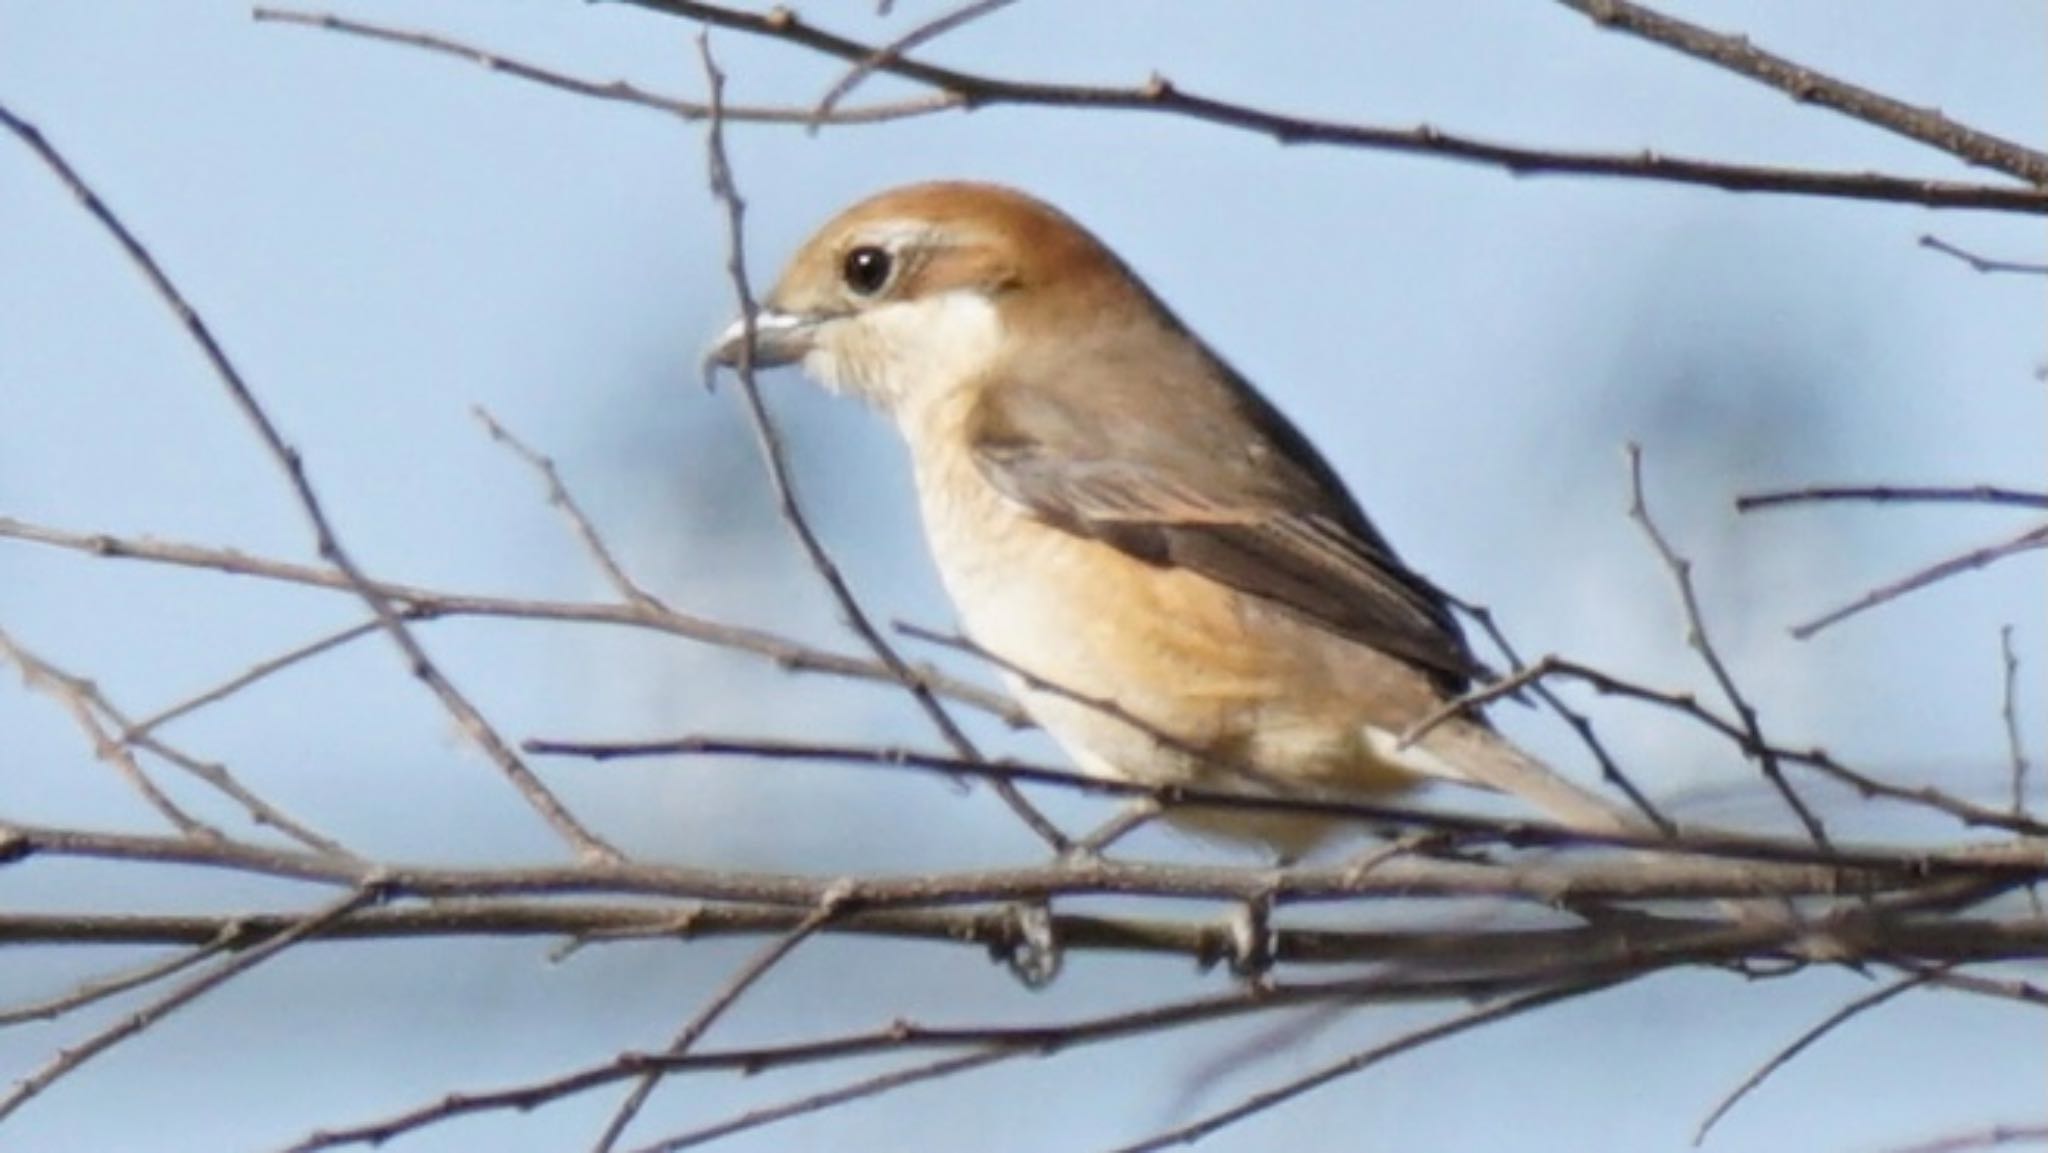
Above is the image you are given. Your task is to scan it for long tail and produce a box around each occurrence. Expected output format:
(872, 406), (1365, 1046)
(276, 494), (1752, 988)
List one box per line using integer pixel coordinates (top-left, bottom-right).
(1408, 721), (1652, 837)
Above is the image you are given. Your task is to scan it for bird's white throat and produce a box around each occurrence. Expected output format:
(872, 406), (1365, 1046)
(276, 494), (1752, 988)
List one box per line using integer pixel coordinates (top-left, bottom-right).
(805, 290), (1005, 419)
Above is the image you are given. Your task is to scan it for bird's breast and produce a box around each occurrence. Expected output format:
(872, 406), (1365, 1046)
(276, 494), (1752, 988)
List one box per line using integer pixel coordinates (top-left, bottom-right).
(900, 400), (1290, 754)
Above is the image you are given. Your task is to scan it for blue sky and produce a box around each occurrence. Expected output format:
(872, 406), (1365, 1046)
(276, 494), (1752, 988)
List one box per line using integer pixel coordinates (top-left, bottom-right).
(1, 3), (2042, 1150)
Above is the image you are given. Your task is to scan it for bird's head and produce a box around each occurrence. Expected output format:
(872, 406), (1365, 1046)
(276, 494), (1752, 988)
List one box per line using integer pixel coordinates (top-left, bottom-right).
(707, 182), (1148, 419)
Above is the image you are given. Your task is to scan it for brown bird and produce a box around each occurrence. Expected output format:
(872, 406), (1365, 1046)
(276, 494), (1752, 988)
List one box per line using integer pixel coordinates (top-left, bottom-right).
(710, 181), (1643, 854)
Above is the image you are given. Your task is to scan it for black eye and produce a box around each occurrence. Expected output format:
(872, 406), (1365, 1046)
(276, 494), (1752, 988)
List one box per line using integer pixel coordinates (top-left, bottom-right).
(841, 246), (893, 295)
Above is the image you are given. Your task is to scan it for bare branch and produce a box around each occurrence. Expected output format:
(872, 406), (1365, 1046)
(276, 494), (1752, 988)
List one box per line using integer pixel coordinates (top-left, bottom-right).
(590, 887), (846, 1151)
(0, 515), (1025, 724)
(251, 7), (961, 125)
(1791, 522), (2048, 640)
(529, 733), (2048, 887)
(0, 630), (357, 856)
(0, 101), (617, 862)
(621, 1050), (1014, 1153)
(1738, 484), (2048, 513)
(1920, 235), (2048, 276)
(1903, 964), (2048, 1011)
(8, 903), (2047, 981)
(1693, 966), (1944, 1144)
(0, 931), (235, 1027)
(1627, 444), (1828, 844)
(123, 617), (382, 740)
(1392, 646), (2048, 839)
(0, 885), (380, 1124)
(2000, 626), (2031, 819)
(13, 815), (2017, 909)
(473, 406), (668, 612)
(0, 627), (221, 840)
(290, 913), (1816, 1153)
(1453, 599), (1673, 831)
(1108, 977), (1625, 1152)
(810, 0), (1019, 125)
(1881, 1123), (2048, 1153)
(1556, 0), (2048, 185)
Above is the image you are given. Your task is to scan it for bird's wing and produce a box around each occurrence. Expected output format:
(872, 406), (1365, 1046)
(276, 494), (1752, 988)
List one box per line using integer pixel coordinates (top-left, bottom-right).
(968, 377), (1482, 691)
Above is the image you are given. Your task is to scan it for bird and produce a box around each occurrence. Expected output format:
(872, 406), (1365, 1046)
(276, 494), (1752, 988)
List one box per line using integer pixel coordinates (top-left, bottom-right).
(708, 181), (1645, 855)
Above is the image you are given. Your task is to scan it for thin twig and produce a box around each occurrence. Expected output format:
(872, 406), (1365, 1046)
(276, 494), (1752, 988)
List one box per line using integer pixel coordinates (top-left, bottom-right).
(530, 732), (2033, 878)
(1790, 522), (2048, 640)
(1397, 642), (2048, 838)
(0, 930), (236, 1027)
(1069, 798), (1165, 856)
(309, 917), (1784, 1153)
(1898, 960), (2048, 1010)
(1919, 235), (2048, 276)
(1999, 626), (2031, 819)
(624, 1050), (1016, 1153)
(123, 617), (383, 738)
(0, 100), (617, 862)
(473, 405), (667, 611)
(1557, 0), (2048, 185)
(0, 515), (1026, 724)
(1627, 444), (1828, 845)
(1453, 599), (1672, 831)
(33, 633), (358, 857)
(252, 7), (962, 125)
(693, 35), (1067, 851)
(1737, 484), (2048, 513)
(1397, 656), (1562, 749)
(10, 814), (1994, 910)
(1107, 978), (1626, 1152)
(0, 885), (381, 1124)
(0, 627), (220, 839)
(1692, 966), (1945, 1144)
(590, 890), (847, 1151)
(810, 0), (1019, 125)
(1879, 1123), (2048, 1153)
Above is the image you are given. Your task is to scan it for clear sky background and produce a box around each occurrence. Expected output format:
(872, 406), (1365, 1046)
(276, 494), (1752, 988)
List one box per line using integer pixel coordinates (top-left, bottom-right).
(1, 2), (2043, 1151)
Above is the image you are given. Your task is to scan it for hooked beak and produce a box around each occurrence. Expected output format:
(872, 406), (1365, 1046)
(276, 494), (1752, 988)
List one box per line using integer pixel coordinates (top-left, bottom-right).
(703, 308), (817, 384)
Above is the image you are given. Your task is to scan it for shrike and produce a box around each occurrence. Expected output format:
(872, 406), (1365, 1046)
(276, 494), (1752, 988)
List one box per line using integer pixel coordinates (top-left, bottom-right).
(710, 181), (1642, 853)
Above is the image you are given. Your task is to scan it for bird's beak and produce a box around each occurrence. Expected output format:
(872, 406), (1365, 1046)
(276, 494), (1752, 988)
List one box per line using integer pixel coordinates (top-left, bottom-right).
(704, 307), (818, 382)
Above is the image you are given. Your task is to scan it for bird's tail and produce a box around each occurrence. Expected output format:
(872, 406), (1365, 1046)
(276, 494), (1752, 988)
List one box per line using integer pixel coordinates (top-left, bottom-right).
(1408, 721), (1652, 837)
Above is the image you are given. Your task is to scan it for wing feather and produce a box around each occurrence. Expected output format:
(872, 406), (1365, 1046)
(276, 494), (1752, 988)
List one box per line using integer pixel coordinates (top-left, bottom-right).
(971, 384), (1482, 692)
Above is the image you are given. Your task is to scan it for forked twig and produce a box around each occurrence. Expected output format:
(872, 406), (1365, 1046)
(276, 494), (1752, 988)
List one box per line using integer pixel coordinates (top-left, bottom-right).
(1693, 965), (1946, 1143)
(1920, 234), (2048, 276)
(591, 891), (848, 1151)
(473, 405), (668, 612)
(0, 101), (617, 863)
(253, 7), (961, 126)
(810, 0), (1019, 125)
(0, 885), (381, 1124)
(1627, 444), (1828, 845)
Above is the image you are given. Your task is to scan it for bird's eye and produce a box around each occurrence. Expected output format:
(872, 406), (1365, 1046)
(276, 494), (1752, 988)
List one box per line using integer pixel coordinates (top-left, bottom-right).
(841, 246), (894, 296)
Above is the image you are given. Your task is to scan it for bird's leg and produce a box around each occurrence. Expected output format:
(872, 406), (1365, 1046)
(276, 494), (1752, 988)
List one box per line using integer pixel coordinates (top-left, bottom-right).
(992, 899), (1063, 989)
(1225, 875), (1281, 984)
